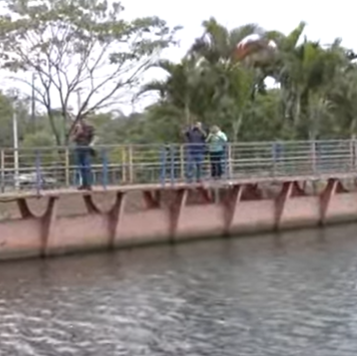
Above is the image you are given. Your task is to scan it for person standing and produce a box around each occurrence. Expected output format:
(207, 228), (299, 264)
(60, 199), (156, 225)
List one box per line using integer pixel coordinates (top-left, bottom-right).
(72, 118), (96, 190)
(184, 121), (207, 182)
(206, 125), (227, 179)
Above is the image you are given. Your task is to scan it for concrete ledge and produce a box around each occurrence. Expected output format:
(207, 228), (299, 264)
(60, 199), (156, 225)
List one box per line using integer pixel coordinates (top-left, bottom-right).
(0, 177), (356, 262)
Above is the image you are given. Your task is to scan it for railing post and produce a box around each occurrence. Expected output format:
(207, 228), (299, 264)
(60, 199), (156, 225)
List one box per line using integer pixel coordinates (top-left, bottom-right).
(14, 147), (19, 190)
(128, 145), (133, 184)
(311, 140), (317, 175)
(180, 145), (185, 181)
(354, 137), (357, 173)
(169, 145), (175, 185)
(185, 144), (192, 183)
(101, 148), (108, 189)
(222, 143), (228, 180)
(74, 147), (80, 186)
(35, 149), (42, 194)
(272, 141), (279, 176)
(159, 145), (167, 186)
(0, 149), (4, 193)
(350, 136), (356, 172)
(65, 147), (70, 187)
(227, 144), (233, 180)
(121, 146), (126, 184)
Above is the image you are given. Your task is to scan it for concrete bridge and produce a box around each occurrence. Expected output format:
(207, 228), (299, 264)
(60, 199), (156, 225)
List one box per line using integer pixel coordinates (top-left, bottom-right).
(0, 140), (357, 261)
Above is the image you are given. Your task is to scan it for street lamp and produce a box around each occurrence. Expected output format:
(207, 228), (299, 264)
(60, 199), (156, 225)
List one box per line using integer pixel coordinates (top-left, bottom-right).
(11, 93), (19, 189)
(31, 73), (36, 130)
(76, 87), (83, 114)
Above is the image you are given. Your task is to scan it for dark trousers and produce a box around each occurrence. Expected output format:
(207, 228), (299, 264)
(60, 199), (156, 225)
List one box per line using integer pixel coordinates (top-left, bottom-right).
(76, 147), (92, 187)
(187, 150), (205, 181)
(209, 151), (224, 178)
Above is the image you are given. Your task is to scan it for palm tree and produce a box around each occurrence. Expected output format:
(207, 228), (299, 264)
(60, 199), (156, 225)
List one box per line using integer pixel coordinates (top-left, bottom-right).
(187, 18), (269, 139)
(138, 59), (202, 126)
(325, 64), (357, 137)
(189, 17), (263, 64)
(138, 19), (356, 142)
(264, 23), (348, 138)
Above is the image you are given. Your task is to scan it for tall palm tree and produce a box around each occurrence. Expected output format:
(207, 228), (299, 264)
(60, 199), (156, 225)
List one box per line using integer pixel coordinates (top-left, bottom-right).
(189, 17), (263, 65)
(264, 23), (348, 138)
(138, 59), (202, 125)
(326, 64), (357, 137)
(187, 18), (267, 139)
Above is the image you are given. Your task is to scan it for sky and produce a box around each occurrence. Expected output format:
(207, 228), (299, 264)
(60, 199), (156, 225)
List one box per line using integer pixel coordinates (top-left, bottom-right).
(123, 0), (356, 61)
(3, 0), (357, 115)
(122, 0), (357, 112)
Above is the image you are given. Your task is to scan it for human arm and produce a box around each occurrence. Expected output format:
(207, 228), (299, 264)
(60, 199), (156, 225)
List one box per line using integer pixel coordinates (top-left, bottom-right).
(89, 136), (98, 147)
(71, 124), (81, 141)
(87, 125), (97, 146)
(218, 132), (228, 142)
(198, 126), (207, 139)
(182, 128), (190, 142)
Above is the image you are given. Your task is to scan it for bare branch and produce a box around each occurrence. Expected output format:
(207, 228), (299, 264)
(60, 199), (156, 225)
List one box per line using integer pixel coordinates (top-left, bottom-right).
(86, 59), (152, 114)
(0, 0), (180, 144)
(10, 76), (48, 106)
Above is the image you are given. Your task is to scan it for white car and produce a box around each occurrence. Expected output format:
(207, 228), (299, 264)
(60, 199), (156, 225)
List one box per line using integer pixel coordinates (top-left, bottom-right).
(15, 173), (57, 189)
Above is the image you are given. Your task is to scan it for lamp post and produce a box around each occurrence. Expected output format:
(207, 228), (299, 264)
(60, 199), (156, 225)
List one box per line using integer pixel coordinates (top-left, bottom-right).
(76, 87), (83, 116)
(12, 96), (19, 189)
(31, 73), (36, 131)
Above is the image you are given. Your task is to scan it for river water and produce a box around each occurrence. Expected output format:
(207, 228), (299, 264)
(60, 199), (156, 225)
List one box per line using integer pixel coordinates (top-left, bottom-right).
(1, 226), (357, 355)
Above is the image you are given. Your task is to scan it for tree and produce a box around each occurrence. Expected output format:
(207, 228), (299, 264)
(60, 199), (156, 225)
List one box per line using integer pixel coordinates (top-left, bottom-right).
(22, 130), (55, 148)
(187, 18), (271, 140)
(139, 58), (204, 126)
(0, 91), (32, 147)
(189, 17), (262, 65)
(0, 0), (181, 145)
(1, 16), (357, 148)
(325, 65), (357, 137)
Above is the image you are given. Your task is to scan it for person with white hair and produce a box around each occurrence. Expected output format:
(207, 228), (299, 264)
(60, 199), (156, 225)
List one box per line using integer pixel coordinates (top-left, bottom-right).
(206, 125), (227, 179)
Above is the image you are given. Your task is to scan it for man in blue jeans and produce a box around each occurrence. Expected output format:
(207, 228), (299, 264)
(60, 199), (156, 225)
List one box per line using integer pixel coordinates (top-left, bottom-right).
(72, 118), (96, 190)
(184, 122), (207, 182)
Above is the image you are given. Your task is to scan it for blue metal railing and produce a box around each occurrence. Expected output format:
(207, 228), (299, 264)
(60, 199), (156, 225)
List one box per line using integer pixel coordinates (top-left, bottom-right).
(0, 140), (356, 192)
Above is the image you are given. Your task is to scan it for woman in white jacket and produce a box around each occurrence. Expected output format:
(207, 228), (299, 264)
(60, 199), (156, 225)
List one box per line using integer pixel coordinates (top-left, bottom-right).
(206, 126), (227, 179)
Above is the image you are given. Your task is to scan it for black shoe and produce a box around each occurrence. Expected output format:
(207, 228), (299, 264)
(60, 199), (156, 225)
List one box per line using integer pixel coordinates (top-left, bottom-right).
(78, 185), (92, 191)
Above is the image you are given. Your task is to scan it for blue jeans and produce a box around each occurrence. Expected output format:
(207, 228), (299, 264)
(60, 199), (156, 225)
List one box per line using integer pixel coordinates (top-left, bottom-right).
(76, 147), (92, 187)
(209, 151), (224, 178)
(187, 150), (205, 181)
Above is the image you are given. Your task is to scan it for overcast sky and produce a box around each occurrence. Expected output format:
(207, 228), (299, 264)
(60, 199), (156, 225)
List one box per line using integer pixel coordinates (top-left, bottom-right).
(123, 0), (356, 61)
(123, 0), (356, 112)
(3, 0), (356, 114)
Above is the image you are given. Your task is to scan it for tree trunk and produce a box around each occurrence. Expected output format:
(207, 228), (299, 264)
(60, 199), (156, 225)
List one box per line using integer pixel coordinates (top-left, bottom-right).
(184, 100), (191, 126)
(47, 111), (61, 146)
(232, 114), (243, 142)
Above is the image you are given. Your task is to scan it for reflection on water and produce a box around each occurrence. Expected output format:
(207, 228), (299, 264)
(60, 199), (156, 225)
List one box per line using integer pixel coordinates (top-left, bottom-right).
(2, 225), (357, 355)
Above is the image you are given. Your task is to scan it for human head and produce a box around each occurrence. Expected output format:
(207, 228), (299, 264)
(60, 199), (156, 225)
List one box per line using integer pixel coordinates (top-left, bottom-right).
(78, 115), (89, 126)
(211, 125), (219, 134)
(193, 121), (202, 129)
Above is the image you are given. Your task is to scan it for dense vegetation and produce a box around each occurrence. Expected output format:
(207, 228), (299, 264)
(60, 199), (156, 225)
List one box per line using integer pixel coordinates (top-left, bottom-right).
(0, 0), (356, 149)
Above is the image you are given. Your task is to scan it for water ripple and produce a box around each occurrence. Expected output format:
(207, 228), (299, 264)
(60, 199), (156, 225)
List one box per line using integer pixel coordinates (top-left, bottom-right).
(1, 225), (357, 354)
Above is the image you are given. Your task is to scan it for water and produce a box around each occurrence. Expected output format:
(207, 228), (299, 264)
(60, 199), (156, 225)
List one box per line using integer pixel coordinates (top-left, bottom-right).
(1, 226), (357, 355)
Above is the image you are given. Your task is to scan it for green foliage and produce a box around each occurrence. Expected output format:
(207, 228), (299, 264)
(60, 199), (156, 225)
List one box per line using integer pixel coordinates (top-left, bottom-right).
(22, 130), (55, 148)
(0, 14), (357, 149)
(138, 18), (357, 142)
(0, 0), (180, 145)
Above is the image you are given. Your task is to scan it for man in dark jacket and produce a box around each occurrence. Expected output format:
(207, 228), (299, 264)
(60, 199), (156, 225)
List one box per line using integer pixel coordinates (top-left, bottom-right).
(72, 118), (96, 190)
(184, 122), (207, 182)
